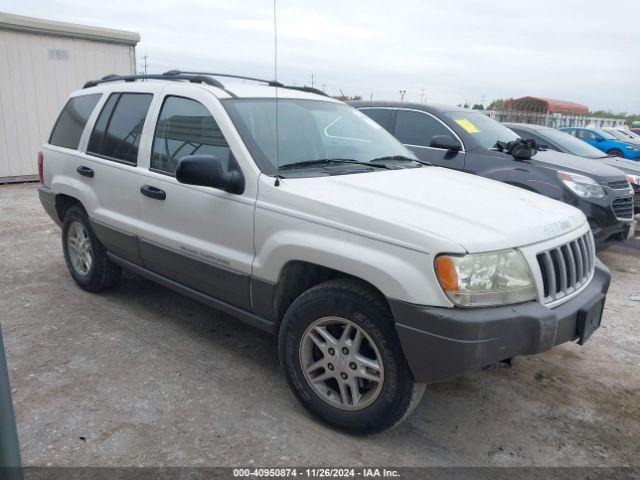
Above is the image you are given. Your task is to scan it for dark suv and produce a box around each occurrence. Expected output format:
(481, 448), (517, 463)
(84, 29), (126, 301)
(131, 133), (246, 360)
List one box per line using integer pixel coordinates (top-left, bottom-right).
(350, 101), (635, 249)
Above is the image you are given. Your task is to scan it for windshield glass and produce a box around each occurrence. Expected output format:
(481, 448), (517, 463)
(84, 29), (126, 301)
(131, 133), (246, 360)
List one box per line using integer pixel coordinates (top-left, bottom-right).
(536, 127), (608, 158)
(605, 129), (638, 142)
(223, 98), (416, 176)
(596, 129), (617, 140)
(443, 111), (519, 149)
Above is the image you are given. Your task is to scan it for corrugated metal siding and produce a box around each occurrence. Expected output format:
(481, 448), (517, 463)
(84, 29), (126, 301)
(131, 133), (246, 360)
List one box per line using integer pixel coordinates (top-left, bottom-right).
(0, 29), (135, 179)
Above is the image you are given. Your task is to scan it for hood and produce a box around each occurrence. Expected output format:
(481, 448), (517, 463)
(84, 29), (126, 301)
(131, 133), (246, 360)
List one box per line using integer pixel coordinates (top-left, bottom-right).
(529, 150), (628, 181)
(268, 167), (586, 254)
(599, 156), (640, 175)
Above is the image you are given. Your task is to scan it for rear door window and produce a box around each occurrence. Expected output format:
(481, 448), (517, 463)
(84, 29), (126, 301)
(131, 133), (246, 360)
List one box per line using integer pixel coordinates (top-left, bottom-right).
(49, 94), (102, 149)
(359, 108), (392, 131)
(151, 96), (231, 175)
(394, 110), (451, 147)
(87, 93), (153, 164)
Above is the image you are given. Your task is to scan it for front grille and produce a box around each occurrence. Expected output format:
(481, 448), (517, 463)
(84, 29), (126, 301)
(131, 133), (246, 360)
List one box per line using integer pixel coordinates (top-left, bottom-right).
(607, 180), (632, 190)
(536, 232), (595, 304)
(612, 196), (634, 219)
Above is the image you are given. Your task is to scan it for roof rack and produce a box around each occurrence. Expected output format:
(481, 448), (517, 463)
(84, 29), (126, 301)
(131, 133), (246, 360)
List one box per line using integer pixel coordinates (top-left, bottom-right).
(83, 73), (226, 89)
(83, 70), (328, 97)
(164, 70), (328, 96)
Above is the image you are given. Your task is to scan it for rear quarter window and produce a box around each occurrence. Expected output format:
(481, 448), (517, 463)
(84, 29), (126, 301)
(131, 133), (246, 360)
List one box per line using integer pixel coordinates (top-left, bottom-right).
(49, 94), (102, 149)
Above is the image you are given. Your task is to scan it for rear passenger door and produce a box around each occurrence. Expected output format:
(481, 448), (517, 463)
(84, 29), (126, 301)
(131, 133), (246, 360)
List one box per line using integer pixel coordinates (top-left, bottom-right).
(135, 87), (255, 311)
(79, 90), (157, 265)
(391, 109), (465, 170)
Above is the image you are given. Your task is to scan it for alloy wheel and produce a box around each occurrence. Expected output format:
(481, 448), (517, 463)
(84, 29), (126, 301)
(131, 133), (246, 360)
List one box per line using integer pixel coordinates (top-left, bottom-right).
(299, 316), (384, 411)
(66, 221), (93, 276)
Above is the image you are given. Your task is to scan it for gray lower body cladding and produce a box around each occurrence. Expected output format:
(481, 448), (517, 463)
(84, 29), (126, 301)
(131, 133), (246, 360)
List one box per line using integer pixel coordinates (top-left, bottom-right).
(390, 260), (611, 384)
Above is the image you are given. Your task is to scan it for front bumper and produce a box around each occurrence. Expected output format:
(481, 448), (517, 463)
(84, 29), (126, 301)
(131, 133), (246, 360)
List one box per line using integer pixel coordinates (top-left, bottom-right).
(391, 260), (611, 384)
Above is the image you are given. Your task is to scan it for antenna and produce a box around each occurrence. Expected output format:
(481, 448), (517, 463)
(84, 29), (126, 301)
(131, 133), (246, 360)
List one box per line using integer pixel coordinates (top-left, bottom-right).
(273, 0), (281, 187)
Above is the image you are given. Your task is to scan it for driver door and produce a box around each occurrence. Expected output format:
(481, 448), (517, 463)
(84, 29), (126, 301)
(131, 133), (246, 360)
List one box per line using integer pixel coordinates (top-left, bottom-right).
(135, 86), (255, 311)
(390, 108), (465, 170)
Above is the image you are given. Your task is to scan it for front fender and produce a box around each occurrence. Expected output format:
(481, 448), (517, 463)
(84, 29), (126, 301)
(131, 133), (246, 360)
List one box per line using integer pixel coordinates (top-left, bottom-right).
(252, 228), (453, 307)
(483, 167), (566, 201)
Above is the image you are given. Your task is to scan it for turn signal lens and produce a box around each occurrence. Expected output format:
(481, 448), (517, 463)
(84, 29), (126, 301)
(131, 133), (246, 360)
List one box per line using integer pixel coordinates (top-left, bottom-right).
(434, 255), (458, 292)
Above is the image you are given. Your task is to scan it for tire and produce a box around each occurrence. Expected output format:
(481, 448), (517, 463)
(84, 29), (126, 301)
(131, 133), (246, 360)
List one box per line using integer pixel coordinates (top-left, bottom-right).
(278, 278), (425, 434)
(608, 149), (624, 158)
(61, 204), (122, 292)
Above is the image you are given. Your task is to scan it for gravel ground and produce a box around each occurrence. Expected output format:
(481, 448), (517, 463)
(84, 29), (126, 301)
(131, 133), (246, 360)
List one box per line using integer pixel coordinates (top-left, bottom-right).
(1, 182), (639, 467)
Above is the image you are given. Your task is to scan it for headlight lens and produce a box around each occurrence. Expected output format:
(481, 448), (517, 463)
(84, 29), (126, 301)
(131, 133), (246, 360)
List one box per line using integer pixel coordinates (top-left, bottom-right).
(434, 250), (536, 307)
(557, 171), (605, 199)
(625, 145), (640, 151)
(627, 174), (640, 186)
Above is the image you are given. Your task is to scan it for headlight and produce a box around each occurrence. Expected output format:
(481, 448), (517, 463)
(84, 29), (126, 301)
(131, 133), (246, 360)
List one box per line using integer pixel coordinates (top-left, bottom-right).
(557, 171), (605, 199)
(625, 145), (640, 151)
(434, 250), (536, 307)
(627, 174), (640, 186)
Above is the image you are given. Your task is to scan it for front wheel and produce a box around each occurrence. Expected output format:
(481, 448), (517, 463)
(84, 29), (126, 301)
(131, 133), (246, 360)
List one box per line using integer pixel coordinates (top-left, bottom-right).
(608, 149), (624, 158)
(278, 279), (425, 434)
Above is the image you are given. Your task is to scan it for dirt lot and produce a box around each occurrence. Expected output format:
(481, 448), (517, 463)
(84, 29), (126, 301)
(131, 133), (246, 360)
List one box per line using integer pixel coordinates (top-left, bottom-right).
(1, 182), (639, 467)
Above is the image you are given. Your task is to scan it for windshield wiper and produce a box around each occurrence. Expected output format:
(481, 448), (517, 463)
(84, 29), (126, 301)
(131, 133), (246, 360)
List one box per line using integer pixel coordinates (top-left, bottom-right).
(370, 155), (430, 166)
(279, 158), (393, 171)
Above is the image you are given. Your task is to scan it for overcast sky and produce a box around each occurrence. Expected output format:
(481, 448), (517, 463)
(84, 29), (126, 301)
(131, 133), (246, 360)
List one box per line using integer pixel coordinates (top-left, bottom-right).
(2, 0), (639, 112)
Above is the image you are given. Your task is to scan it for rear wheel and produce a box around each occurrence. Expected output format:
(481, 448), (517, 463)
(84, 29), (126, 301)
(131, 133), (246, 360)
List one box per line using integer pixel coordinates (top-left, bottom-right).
(62, 205), (122, 292)
(608, 149), (624, 157)
(278, 279), (425, 434)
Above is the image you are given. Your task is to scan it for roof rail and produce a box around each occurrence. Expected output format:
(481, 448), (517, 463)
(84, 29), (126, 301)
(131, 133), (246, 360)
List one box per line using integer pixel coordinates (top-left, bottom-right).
(163, 70), (328, 96)
(83, 71), (328, 97)
(82, 73), (226, 89)
(163, 70), (281, 86)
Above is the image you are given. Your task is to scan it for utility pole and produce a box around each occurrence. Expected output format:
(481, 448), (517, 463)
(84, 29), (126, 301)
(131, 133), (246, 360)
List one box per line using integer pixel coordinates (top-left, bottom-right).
(420, 88), (426, 104)
(140, 52), (149, 75)
(310, 73), (316, 88)
(399, 89), (406, 102)
(322, 83), (326, 93)
(481, 94), (485, 109)
(370, 92), (373, 101)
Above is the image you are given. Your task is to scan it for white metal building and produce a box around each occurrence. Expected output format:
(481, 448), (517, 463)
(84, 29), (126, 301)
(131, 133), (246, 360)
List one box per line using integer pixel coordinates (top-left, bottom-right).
(0, 12), (139, 182)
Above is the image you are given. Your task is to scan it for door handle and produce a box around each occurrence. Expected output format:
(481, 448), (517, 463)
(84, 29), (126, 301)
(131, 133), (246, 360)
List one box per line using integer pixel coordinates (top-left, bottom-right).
(140, 184), (166, 201)
(76, 166), (94, 178)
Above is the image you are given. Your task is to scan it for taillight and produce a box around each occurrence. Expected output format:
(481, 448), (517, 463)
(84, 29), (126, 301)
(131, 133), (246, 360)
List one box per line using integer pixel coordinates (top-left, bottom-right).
(38, 151), (44, 184)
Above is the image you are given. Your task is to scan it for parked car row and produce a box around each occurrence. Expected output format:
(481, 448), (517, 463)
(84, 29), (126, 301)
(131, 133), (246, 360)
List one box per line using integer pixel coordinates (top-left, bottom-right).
(351, 101), (637, 249)
(559, 127), (640, 160)
(37, 72), (614, 433)
(507, 123), (640, 215)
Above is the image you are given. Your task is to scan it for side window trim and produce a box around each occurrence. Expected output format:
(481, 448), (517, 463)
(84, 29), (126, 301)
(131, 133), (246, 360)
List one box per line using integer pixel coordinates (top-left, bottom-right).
(385, 107), (465, 152)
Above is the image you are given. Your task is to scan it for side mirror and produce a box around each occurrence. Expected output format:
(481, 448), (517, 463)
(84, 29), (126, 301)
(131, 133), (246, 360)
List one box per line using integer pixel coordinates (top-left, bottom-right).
(176, 154), (244, 194)
(431, 135), (462, 151)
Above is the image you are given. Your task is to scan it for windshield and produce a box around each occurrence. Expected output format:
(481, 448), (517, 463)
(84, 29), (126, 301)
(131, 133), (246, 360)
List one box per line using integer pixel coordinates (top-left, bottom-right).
(605, 129), (638, 142)
(596, 129), (617, 140)
(223, 98), (416, 176)
(536, 127), (608, 158)
(443, 111), (519, 149)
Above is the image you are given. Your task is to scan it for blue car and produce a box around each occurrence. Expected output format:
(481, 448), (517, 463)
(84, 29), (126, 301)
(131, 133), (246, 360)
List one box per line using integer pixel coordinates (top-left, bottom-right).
(560, 127), (640, 160)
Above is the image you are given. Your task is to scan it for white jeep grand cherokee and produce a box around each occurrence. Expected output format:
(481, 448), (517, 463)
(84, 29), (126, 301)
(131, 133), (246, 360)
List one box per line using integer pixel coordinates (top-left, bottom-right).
(38, 72), (610, 433)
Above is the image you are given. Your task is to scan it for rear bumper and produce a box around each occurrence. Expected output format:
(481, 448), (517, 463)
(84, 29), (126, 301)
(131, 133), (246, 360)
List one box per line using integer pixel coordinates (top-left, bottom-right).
(391, 260), (611, 384)
(38, 185), (61, 227)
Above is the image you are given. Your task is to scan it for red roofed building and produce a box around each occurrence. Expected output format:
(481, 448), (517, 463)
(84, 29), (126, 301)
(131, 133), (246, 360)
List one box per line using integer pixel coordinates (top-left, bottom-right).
(504, 96), (589, 115)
